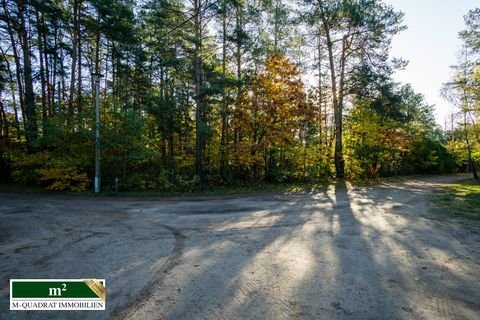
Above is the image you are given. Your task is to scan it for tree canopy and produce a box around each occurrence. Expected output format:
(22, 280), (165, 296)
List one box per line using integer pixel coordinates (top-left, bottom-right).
(0, 0), (477, 191)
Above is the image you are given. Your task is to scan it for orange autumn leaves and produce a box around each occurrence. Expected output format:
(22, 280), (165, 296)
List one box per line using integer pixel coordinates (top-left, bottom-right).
(232, 54), (309, 171)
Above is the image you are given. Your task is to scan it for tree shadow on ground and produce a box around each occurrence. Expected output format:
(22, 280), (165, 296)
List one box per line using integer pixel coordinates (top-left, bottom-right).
(1, 179), (479, 320)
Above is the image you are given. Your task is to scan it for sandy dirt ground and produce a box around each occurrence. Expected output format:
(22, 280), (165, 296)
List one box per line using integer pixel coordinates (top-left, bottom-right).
(1, 174), (479, 320)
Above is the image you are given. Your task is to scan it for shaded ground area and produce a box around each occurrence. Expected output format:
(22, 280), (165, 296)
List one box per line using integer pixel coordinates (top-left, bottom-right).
(1, 174), (479, 320)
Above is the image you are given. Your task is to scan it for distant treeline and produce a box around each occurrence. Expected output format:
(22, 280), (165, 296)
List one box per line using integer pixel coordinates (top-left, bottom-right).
(0, 0), (478, 191)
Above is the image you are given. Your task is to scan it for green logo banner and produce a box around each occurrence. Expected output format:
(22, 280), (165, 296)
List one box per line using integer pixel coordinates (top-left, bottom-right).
(10, 279), (106, 310)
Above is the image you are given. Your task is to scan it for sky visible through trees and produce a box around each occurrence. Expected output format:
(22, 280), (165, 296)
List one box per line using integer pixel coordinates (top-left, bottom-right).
(0, 0), (479, 191)
(385, 0), (479, 126)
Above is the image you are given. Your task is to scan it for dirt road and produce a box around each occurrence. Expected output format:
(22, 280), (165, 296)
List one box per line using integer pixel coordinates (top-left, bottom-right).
(1, 175), (479, 319)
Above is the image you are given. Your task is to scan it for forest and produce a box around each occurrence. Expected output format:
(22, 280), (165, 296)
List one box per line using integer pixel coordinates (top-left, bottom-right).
(0, 0), (479, 192)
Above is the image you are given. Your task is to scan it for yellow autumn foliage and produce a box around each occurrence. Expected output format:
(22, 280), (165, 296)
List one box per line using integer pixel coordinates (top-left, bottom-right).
(36, 167), (89, 192)
(232, 54), (307, 176)
(11, 151), (89, 192)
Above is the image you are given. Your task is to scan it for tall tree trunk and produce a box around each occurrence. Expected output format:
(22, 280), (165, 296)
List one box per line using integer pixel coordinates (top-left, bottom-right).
(169, 128), (175, 179)
(52, 20), (58, 109)
(464, 111), (478, 179)
(77, 3), (83, 121)
(219, 0), (228, 180)
(112, 43), (117, 111)
(42, 14), (52, 116)
(461, 49), (478, 179)
(68, 0), (79, 118)
(0, 47), (22, 139)
(233, 4), (243, 146)
(59, 32), (66, 114)
(2, 0), (26, 137)
(0, 92), (8, 138)
(335, 37), (347, 178)
(17, 0), (38, 146)
(317, 31), (323, 147)
(319, 0), (344, 178)
(168, 80), (176, 180)
(194, 0), (205, 183)
(36, 9), (47, 131)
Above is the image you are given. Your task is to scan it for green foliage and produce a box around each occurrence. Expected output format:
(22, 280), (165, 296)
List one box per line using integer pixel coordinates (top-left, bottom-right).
(9, 123), (92, 191)
(345, 86), (456, 180)
(402, 130), (455, 174)
(11, 151), (48, 185)
(232, 54), (307, 181)
(11, 149), (89, 192)
(442, 7), (480, 179)
(345, 95), (420, 179)
(100, 109), (152, 190)
(36, 167), (88, 192)
(0, 0), (470, 192)
(460, 8), (480, 52)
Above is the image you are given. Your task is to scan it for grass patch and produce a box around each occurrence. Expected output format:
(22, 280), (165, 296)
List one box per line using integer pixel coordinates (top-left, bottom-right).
(0, 181), (334, 197)
(95, 181), (335, 197)
(433, 179), (480, 220)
